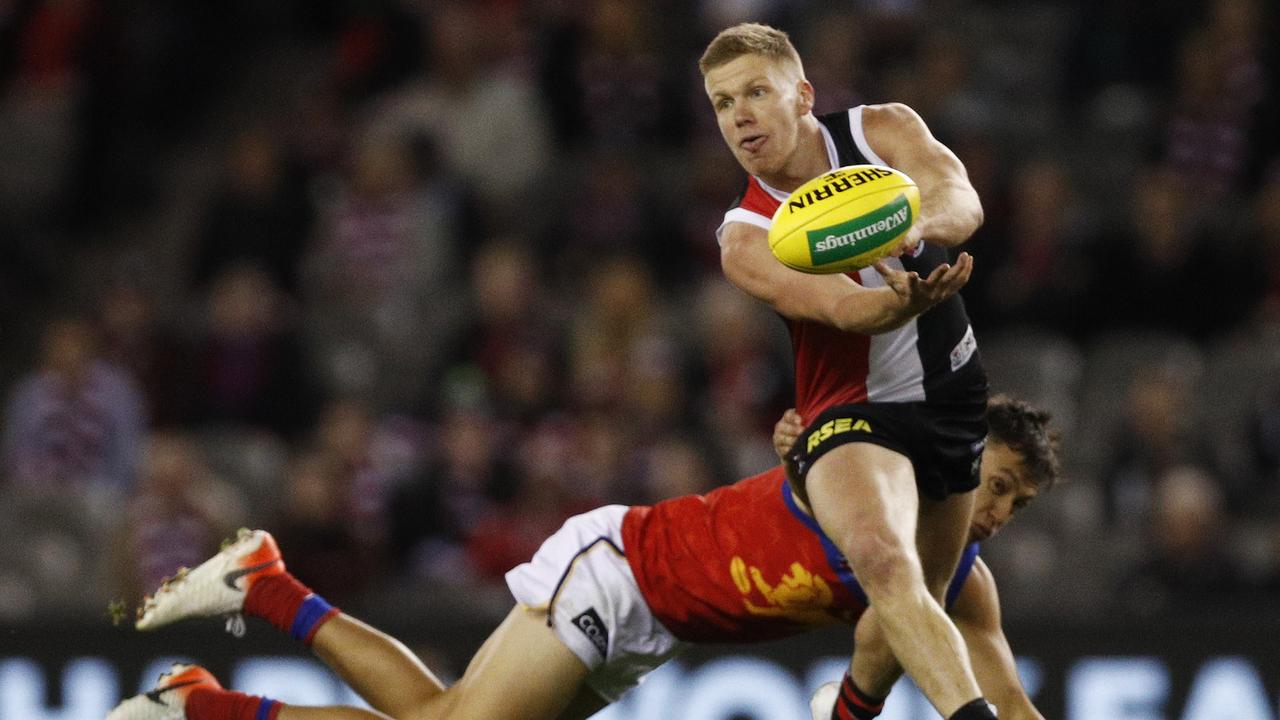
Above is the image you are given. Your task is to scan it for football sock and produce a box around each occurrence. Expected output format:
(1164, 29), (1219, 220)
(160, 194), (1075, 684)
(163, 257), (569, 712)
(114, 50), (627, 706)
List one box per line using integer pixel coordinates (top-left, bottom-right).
(949, 698), (997, 720)
(186, 688), (282, 720)
(832, 673), (886, 720)
(243, 573), (338, 645)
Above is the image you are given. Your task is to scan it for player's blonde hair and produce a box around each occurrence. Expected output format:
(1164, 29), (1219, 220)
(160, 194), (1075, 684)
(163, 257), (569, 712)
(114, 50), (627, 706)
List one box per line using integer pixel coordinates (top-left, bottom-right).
(699, 23), (804, 77)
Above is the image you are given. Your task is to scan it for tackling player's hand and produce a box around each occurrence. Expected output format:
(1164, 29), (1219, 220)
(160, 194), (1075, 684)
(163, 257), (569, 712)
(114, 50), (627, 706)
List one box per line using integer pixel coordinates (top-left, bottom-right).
(772, 408), (804, 462)
(873, 251), (972, 318)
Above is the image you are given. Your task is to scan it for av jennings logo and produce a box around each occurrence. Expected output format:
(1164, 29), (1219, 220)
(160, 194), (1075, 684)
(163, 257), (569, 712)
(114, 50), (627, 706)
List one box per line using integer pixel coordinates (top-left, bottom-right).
(808, 194), (912, 266)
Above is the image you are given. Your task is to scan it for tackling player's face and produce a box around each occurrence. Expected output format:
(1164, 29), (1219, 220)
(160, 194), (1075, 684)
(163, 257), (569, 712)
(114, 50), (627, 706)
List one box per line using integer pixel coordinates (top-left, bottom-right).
(969, 442), (1038, 543)
(704, 54), (812, 179)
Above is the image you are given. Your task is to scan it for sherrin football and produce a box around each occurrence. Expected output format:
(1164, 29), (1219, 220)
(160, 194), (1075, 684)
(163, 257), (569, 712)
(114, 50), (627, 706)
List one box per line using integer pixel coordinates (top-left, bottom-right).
(769, 165), (920, 274)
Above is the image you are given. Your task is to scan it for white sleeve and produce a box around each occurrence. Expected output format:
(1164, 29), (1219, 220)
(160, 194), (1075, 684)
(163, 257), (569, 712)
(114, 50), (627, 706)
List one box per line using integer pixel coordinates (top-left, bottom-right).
(715, 207), (773, 245)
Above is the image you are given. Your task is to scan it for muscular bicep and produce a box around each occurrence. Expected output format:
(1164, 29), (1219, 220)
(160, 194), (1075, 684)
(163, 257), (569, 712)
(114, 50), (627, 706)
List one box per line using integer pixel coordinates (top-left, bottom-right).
(861, 103), (983, 246)
(719, 222), (900, 333)
(951, 559), (1045, 720)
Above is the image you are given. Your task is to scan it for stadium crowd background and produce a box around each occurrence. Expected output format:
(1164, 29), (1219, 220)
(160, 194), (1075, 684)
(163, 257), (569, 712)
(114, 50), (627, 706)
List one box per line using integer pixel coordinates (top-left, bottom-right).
(0, 0), (1278, 636)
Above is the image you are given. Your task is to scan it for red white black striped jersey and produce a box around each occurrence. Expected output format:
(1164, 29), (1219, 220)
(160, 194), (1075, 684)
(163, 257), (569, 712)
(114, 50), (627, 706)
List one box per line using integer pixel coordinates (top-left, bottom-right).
(717, 105), (986, 421)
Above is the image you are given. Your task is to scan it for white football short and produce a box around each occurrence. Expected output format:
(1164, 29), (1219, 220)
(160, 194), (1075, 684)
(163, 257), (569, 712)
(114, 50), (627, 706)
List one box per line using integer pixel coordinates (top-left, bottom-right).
(505, 504), (684, 701)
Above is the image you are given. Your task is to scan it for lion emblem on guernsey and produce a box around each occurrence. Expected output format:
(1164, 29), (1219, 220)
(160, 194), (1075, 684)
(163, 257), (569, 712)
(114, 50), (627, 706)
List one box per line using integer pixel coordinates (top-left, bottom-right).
(729, 556), (841, 625)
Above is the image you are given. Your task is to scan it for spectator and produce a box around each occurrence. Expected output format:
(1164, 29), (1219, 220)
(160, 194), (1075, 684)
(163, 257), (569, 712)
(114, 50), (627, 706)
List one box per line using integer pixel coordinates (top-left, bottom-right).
(566, 255), (675, 413)
(983, 157), (1096, 337)
(1120, 465), (1242, 615)
(271, 450), (377, 604)
(1246, 385), (1280, 510)
(1100, 364), (1207, 529)
(364, 0), (551, 224)
(1091, 164), (1228, 339)
(96, 279), (188, 427)
(312, 398), (399, 556)
(572, 0), (680, 149)
(2, 315), (145, 495)
(633, 434), (718, 503)
(190, 125), (313, 294)
(389, 401), (515, 582)
(690, 277), (790, 479)
(185, 264), (316, 439)
(303, 131), (465, 407)
(465, 418), (598, 582)
(1248, 169), (1280, 324)
(1164, 0), (1269, 200)
(439, 239), (565, 423)
(110, 431), (246, 603)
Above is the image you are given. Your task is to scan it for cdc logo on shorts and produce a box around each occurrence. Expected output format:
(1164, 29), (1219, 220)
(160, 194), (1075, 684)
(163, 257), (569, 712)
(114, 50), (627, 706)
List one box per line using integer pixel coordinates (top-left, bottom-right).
(572, 608), (610, 658)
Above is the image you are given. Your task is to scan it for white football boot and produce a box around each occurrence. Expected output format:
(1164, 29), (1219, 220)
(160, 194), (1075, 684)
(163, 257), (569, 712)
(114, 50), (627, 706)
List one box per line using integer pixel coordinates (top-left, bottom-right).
(809, 681), (839, 720)
(106, 664), (221, 720)
(136, 529), (284, 635)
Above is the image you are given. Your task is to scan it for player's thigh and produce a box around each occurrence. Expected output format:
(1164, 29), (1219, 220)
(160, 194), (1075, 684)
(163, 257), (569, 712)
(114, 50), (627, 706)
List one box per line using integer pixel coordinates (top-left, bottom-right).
(414, 605), (593, 720)
(915, 490), (975, 599)
(806, 442), (920, 553)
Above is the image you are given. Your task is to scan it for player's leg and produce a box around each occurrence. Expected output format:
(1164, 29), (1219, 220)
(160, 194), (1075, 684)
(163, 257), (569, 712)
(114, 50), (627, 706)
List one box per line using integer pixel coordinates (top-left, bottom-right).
(831, 489), (980, 709)
(123, 529), (601, 720)
(806, 607), (900, 720)
(805, 442), (983, 718)
(285, 605), (602, 720)
(393, 605), (602, 720)
(916, 490), (976, 602)
(106, 663), (388, 720)
(113, 606), (601, 720)
(130, 529), (439, 718)
(307, 613), (446, 716)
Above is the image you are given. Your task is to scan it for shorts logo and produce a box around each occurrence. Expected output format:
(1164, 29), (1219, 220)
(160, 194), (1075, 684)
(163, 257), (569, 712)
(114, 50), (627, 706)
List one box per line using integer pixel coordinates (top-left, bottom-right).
(571, 608), (609, 659)
(806, 418), (872, 453)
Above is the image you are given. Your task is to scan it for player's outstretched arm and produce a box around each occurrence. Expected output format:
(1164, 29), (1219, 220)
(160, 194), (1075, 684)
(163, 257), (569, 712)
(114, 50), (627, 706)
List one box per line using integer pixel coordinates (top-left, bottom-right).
(861, 103), (983, 249)
(948, 558), (1046, 720)
(719, 222), (943, 334)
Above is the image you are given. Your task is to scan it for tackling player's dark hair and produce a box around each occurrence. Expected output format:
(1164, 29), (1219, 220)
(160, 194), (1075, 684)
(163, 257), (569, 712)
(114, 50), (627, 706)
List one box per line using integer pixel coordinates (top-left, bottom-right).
(987, 394), (1061, 489)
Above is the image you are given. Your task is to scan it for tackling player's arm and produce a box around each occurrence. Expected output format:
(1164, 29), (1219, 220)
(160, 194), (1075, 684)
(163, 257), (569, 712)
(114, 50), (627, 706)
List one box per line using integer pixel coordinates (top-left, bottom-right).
(719, 221), (971, 334)
(949, 558), (1045, 720)
(861, 103), (983, 249)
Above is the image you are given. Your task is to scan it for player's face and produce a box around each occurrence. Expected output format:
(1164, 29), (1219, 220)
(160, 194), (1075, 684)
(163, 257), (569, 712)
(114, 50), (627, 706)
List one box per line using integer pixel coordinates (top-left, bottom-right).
(704, 54), (812, 179)
(968, 442), (1038, 543)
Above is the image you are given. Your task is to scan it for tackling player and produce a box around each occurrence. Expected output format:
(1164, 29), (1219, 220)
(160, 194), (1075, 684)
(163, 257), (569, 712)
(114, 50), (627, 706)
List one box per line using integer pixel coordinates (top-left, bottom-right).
(107, 396), (1056, 720)
(701, 22), (991, 719)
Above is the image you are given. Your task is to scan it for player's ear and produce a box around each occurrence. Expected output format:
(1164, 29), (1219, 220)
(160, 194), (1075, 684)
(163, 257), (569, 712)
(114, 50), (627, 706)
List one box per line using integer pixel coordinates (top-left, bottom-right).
(797, 79), (815, 115)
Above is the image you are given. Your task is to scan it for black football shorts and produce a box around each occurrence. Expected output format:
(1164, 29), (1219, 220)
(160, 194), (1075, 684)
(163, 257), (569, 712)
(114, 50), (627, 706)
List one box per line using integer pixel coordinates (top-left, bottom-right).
(787, 401), (988, 502)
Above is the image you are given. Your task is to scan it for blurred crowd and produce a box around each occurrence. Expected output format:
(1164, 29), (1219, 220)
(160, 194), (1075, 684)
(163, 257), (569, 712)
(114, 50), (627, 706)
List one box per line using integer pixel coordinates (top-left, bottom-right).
(0, 0), (1278, 625)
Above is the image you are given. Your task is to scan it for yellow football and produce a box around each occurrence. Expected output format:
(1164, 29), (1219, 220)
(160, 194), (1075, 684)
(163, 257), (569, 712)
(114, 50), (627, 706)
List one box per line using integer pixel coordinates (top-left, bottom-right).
(768, 165), (920, 274)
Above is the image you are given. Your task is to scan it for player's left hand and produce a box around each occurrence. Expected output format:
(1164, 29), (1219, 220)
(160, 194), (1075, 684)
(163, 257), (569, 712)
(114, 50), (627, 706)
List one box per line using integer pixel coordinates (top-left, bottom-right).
(873, 251), (972, 317)
(772, 408), (804, 461)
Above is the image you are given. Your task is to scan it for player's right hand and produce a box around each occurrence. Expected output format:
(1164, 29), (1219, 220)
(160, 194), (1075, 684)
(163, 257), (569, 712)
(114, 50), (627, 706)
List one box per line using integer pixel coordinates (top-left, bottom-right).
(873, 251), (972, 317)
(889, 224), (923, 259)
